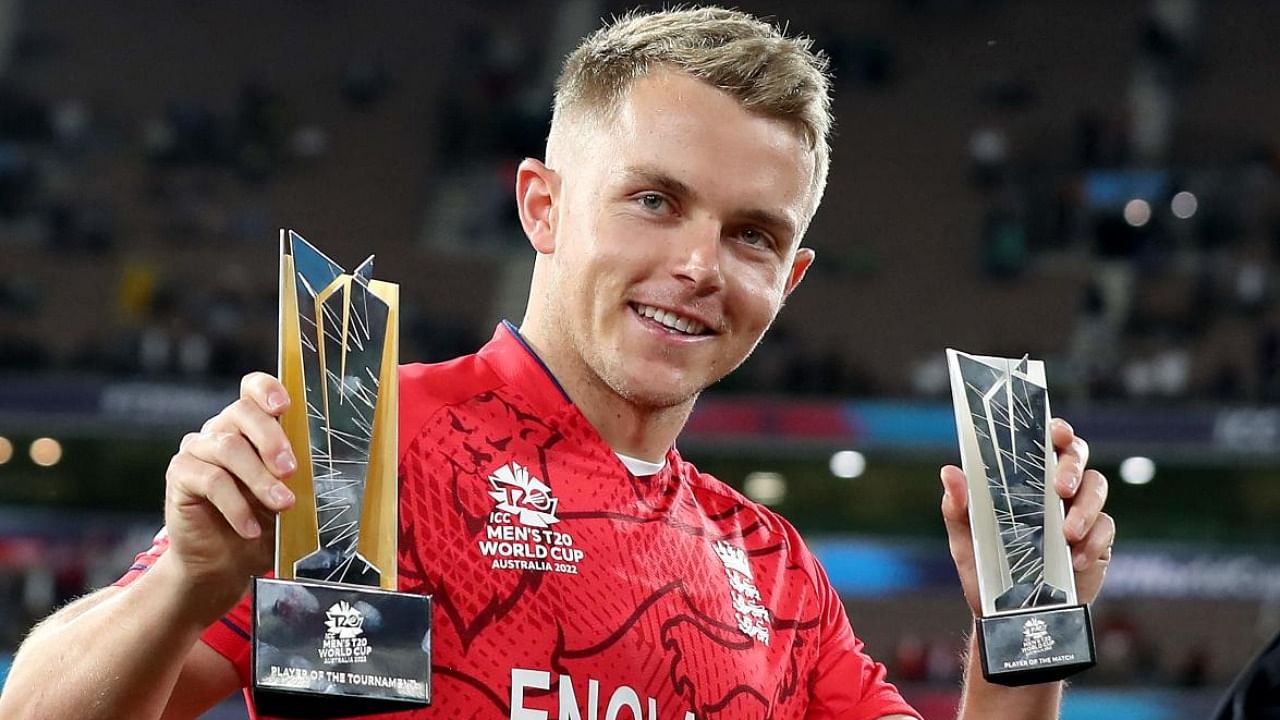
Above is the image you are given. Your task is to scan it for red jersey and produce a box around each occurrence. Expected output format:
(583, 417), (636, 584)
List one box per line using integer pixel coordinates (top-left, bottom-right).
(119, 322), (920, 720)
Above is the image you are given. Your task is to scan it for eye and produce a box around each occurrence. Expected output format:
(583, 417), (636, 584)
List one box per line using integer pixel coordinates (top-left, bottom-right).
(738, 227), (774, 250)
(637, 193), (669, 213)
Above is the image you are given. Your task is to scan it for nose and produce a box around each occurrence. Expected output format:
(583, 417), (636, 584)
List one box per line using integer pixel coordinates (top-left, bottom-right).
(672, 218), (725, 294)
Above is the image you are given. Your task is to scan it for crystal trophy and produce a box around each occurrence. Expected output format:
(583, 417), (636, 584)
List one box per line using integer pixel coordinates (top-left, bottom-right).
(946, 350), (1096, 686)
(251, 230), (430, 717)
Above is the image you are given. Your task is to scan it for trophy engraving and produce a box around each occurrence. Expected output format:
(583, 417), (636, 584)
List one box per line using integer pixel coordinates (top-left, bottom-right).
(947, 350), (1095, 686)
(252, 230), (430, 718)
(290, 242), (387, 586)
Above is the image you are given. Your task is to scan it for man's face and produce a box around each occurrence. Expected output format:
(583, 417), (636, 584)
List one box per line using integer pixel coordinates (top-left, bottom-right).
(541, 70), (816, 409)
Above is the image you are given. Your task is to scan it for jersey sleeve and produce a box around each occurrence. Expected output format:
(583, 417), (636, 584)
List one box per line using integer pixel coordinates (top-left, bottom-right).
(782, 522), (921, 720)
(112, 526), (255, 688)
(112, 527), (170, 588)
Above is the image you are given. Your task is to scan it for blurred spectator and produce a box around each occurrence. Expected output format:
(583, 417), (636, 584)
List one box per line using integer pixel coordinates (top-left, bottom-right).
(1094, 603), (1159, 684)
(893, 634), (929, 682)
(1177, 643), (1212, 688)
(969, 126), (1009, 189)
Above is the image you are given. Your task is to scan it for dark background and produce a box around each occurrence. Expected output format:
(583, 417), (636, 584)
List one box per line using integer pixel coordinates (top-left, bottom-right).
(2, 1), (1278, 717)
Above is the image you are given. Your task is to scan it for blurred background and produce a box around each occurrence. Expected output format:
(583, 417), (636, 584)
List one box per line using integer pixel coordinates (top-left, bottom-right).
(1, 0), (1278, 717)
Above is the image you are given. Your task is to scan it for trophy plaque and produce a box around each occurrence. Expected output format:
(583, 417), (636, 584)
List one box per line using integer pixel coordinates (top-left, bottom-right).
(946, 350), (1096, 686)
(251, 230), (431, 717)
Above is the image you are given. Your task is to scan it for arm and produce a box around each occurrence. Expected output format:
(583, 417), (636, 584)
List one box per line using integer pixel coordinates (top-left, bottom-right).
(0, 373), (298, 720)
(0, 561), (240, 720)
(941, 419), (1115, 720)
(950, 630), (1062, 720)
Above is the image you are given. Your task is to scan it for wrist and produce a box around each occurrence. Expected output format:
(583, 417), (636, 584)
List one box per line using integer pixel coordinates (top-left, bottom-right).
(146, 552), (250, 630)
(958, 629), (1064, 719)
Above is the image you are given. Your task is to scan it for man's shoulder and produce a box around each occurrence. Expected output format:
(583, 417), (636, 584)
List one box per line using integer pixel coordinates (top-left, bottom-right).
(399, 352), (498, 403)
(397, 352), (504, 451)
(672, 455), (813, 557)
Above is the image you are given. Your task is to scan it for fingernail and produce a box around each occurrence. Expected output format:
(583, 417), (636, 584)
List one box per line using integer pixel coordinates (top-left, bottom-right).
(270, 483), (295, 507)
(276, 450), (296, 473)
(268, 392), (287, 411)
(244, 518), (262, 538)
(1073, 552), (1087, 571)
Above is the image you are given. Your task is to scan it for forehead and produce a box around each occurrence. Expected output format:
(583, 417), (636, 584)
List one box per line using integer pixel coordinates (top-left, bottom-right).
(586, 70), (816, 226)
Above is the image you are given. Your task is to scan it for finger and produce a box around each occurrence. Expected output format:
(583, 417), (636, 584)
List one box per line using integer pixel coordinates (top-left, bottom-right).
(1049, 418), (1075, 452)
(185, 431), (294, 512)
(241, 372), (290, 416)
(1064, 469), (1108, 543)
(1054, 436), (1090, 498)
(168, 454), (262, 539)
(1072, 512), (1115, 571)
(221, 397), (297, 478)
(940, 466), (973, 559)
(940, 465), (969, 522)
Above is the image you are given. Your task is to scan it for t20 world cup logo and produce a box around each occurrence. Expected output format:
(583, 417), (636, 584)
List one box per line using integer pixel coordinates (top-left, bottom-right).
(487, 462), (560, 528)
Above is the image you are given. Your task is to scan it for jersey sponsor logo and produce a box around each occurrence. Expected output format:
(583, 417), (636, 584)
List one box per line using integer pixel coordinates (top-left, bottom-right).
(480, 461), (585, 575)
(510, 667), (695, 720)
(713, 541), (770, 646)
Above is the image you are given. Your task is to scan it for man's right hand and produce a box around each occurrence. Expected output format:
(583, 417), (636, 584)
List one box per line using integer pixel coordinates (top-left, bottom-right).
(162, 371), (298, 621)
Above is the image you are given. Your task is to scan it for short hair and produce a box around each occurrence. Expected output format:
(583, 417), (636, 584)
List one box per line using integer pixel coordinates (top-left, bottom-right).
(549, 6), (833, 207)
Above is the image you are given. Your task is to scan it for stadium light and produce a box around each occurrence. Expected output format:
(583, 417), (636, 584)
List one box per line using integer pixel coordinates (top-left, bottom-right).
(1170, 191), (1198, 219)
(1119, 456), (1155, 485)
(829, 450), (866, 479)
(29, 437), (63, 467)
(1123, 199), (1152, 227)
(0, 436), (11, 465)
(744, 472), (786, 506)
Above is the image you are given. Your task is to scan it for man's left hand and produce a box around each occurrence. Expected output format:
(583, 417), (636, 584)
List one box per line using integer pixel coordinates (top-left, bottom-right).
(940, 418), (1115, 614)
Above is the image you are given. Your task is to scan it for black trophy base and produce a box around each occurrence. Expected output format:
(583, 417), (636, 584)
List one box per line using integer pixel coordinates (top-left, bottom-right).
(251, 577), (431, 718)
(976, 604), (1095, 686)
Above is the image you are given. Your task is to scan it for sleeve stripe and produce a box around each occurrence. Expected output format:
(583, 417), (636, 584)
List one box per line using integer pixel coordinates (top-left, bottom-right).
(220, 617), (250, 641)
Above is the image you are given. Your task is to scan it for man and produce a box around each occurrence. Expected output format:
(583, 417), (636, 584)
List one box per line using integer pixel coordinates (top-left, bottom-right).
(0, 7), (1114, 719)
(1213, 628), (1280, 719)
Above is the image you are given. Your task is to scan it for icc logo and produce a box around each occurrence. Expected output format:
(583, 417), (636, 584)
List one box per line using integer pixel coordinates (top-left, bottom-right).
(487, 462), (561, 528)
(324, 600), (365, 640)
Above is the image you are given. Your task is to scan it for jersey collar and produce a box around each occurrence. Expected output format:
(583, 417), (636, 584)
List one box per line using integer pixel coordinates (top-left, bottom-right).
(477, 320), (573, 415)
(479, 321), (680, 477)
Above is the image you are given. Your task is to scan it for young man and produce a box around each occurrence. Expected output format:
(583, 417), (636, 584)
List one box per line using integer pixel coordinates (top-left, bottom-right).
(0, 7), (1114, 719)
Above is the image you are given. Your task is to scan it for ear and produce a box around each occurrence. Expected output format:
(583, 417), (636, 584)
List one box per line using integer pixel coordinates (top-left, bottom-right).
(516, 158), (559, 254)
(783, 247), (815, 297)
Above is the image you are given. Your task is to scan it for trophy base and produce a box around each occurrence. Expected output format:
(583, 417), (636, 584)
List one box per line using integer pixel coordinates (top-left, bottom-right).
(251, 577), (431, 718)
(976, 604), (1096, 686)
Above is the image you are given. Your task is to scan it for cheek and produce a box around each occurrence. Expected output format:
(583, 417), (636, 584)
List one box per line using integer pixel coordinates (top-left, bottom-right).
(726, 262), (788, 323)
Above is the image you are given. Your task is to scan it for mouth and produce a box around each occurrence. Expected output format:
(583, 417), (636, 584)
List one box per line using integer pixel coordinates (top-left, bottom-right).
(630, 302), (713, 337)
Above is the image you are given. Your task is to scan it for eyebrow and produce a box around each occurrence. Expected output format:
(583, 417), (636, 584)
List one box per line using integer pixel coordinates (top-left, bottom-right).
(618, 165), (799, 244)
(620, 166), (697, 202)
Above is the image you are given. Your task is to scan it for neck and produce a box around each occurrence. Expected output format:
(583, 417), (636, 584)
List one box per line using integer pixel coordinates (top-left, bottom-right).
(517, 324), (692, 464)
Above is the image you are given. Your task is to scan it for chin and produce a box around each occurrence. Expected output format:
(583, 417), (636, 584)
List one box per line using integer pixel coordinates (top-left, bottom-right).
(608, 371), (704, 410)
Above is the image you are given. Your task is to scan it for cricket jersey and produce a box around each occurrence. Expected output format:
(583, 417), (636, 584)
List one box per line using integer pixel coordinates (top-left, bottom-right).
(118, 322), (920, 720)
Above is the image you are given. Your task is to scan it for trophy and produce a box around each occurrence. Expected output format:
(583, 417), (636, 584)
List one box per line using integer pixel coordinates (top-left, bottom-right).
(251, 230), (431, 717)
(946, 350), (1096, 686)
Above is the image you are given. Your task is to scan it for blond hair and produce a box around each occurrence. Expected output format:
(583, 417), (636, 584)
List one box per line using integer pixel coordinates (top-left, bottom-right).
(548, 6), (833, 206)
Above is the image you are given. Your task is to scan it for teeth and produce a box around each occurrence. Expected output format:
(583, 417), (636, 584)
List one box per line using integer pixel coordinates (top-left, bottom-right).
(633, 303), (706, 336)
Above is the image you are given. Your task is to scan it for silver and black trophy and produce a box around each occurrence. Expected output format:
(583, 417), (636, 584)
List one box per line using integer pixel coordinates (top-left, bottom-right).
(946, 350), (1096, 686)
(251, 230), (431, 717)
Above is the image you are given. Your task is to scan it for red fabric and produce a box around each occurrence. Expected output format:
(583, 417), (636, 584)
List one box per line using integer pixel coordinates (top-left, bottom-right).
(117, 323), (920, 720)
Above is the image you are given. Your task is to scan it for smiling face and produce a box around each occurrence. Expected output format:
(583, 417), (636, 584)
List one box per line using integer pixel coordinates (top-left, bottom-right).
(522, 69), (816, 410)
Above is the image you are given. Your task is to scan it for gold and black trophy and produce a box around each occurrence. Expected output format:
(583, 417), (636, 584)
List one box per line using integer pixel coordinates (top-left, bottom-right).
(946, 350), (1096, 686)
(251, 230), (430, 717)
